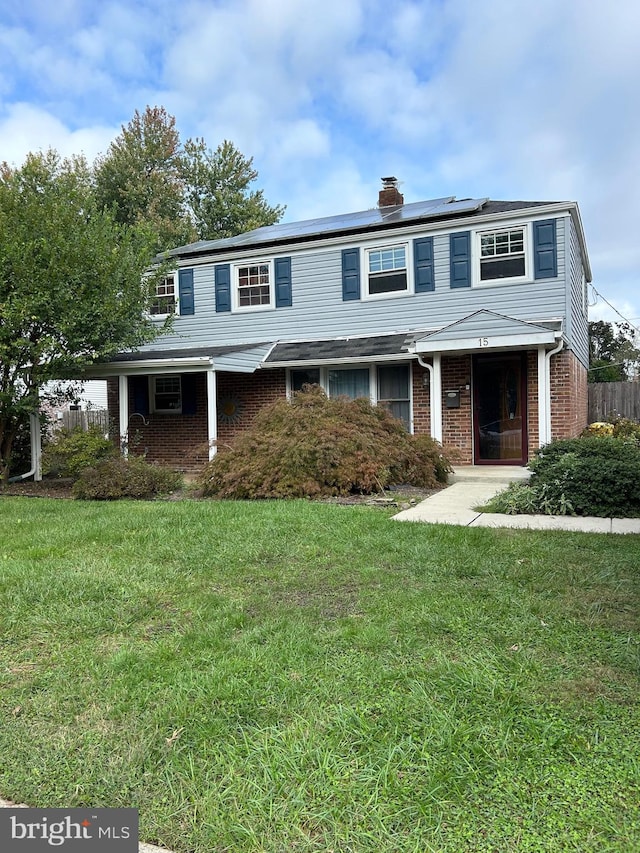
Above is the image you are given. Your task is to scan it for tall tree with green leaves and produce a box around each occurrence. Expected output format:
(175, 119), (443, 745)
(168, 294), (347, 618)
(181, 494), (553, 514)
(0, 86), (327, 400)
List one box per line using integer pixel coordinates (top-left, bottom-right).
(94, 106), (284, 253)
(0, 150), (164, 479)
(182, 138), (284, 240)
(588, 320), (640, 382)
(94, 106), (195, 253)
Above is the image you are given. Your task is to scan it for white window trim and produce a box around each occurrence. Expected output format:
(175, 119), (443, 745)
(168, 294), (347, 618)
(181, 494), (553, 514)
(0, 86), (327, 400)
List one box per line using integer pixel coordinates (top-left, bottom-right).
(362, 242), (413, 301)
(472, 223), (532, 288)
(149, 273), (178, 319)
(232, 259), (275, 312)
(150, 374), (182, 414)
(286, 363), (414, 432)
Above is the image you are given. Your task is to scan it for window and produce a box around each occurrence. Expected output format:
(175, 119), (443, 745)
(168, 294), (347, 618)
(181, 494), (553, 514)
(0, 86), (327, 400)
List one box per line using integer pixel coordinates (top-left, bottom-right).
(479, 228), (526, 281)
(291, 368), (321, 393)
(235, 262), (272, 309)
(366, 244), (408, 296)
(152, 375), (181, 413)
(150, 276), (176, 315)
(287, 364), (413, 430)
(328, 368), (371, 400)
(377, 365), (410, 430)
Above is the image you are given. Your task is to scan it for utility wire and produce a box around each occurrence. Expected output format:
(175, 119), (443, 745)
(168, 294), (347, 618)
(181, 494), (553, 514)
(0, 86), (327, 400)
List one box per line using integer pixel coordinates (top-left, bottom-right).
(589, 285), (640, 337)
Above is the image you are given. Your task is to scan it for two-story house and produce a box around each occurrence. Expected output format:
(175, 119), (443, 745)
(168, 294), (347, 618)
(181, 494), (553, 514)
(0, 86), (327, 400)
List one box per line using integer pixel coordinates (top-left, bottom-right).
(90, 178), (591, 472)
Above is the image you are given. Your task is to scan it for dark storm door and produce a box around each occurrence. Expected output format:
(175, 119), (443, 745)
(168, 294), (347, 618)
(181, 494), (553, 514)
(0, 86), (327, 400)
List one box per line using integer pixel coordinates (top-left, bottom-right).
(473, 354), (528, 464)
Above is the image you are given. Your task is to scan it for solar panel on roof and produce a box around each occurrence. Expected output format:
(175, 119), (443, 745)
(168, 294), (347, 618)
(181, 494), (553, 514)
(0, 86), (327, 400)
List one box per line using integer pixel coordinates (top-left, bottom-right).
(166, 196), (489, 256)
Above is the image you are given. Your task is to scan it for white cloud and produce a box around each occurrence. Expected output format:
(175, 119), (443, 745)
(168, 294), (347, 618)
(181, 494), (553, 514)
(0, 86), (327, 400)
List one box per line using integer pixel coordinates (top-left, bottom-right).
(2, 0), (640, 322)
(0, 103), (115, 165)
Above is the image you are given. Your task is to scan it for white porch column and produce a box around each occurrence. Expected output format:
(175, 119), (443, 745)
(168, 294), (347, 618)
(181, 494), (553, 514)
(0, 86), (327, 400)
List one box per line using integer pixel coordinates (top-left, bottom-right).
(206, 367), (217, 459)
(537, 346), (548, 447)
(118, 374), (129, 457)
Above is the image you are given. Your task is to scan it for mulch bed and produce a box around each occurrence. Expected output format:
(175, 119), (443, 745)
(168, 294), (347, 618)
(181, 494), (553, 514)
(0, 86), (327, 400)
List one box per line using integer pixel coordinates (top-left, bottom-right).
(1, 479), (439, 508)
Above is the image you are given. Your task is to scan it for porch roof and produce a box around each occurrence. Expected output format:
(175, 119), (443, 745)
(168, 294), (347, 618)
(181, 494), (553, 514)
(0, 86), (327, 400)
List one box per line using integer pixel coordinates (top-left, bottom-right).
(412, 311), (561, 354)
(263, 332), (425, 367)
(87, 342), (275, 376)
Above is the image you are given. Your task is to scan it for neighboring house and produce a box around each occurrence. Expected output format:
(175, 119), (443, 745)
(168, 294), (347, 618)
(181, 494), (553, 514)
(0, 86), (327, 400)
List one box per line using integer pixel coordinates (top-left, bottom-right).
(87, 178), (591, 472)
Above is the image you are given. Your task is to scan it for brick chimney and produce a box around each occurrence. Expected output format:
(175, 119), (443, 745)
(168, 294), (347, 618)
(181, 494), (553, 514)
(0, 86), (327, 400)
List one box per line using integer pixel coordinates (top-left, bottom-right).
(378, 176), (404, 208)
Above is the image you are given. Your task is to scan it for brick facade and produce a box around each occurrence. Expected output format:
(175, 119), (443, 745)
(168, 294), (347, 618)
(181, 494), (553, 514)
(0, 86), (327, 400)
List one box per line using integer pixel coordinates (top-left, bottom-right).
(549, 350), (588, 440)
(216, 370), (286, 448)
(441, 355), (474, 463)
(411, 361), (431, 435)
(107, 370), (287, 473)
(106, 350), (587, 473)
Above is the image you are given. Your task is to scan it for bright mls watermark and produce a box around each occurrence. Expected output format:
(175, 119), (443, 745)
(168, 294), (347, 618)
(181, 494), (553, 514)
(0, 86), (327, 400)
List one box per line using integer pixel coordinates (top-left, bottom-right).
(0, 808), (138, 851)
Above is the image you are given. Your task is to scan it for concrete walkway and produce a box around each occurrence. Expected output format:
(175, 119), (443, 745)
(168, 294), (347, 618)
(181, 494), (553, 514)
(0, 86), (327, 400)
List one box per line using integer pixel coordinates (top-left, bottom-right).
(393, 466), (640, 534)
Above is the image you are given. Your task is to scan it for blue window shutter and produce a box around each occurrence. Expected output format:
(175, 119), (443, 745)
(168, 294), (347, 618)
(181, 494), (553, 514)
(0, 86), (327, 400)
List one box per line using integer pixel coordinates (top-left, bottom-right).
(181, 374), (197, 415)
(341, 248), (360, 301)
(274, 256), (292, 307)
(450, 232), (471, 288)
(534, 219), (557, 279)
(414, 237), (434, 293)
(178, 269), (194, 315)
(214, 264), (231, 312)
(131, 376), (149, 416)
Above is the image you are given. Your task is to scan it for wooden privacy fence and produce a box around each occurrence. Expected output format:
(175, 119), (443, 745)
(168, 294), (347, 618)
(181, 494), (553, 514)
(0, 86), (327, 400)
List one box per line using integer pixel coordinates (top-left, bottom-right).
(588, 382), (640, 423)
(61, 409), (110, 434)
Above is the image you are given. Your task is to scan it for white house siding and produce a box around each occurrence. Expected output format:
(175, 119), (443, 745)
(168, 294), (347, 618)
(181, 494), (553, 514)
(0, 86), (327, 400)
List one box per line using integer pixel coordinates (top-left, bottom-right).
(142, 213), (574, 354)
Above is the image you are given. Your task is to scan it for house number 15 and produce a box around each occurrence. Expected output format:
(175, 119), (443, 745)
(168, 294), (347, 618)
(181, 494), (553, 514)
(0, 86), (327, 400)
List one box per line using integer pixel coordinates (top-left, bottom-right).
(479, 337), (490, 347)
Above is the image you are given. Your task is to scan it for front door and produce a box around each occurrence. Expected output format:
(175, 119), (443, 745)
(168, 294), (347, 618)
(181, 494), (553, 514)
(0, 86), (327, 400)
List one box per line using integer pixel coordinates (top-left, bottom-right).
(473, 354), (528, 464)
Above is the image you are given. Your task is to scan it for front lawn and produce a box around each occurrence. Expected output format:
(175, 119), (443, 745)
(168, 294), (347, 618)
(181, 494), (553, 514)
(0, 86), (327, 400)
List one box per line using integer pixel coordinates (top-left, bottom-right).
(0, 498), (638, 852)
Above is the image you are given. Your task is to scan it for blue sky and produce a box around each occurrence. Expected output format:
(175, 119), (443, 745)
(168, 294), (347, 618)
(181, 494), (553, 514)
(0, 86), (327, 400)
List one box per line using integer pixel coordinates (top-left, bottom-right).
(1, 0), (639, 328)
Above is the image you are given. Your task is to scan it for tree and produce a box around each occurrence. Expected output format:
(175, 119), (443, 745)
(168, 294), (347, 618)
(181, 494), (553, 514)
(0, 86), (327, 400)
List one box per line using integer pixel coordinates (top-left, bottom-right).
(182, 138), (284, 240)
(94, 106), (195, 253)
(0, 150), (164, 479)
(588, 320), (640, 382)
(94, 106), (284, 253)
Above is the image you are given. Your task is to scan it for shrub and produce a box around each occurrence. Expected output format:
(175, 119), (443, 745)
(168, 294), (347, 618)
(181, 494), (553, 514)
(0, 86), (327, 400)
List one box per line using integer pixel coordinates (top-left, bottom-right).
(42, 426), (117, 480)
(609, 416), (640, 444)
(199, 386), (452, 499)
(72, 457), (183, 500)
(583, 421), (615, 438)
(486, 435), (640, 517)
(482, 481), (543, 516)
(530, 435), (640, 476)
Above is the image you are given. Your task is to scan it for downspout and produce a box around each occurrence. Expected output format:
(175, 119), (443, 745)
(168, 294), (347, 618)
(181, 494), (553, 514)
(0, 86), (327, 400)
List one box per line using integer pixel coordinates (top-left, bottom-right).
(417, 353), (443, 443)
(8, 413), (42, 483)
(544, 336), (564, 445)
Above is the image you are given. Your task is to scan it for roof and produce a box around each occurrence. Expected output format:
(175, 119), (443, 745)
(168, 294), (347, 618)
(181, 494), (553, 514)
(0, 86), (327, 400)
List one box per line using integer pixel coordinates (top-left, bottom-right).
(107, 343), (270, 362)
(264, 332), (423, 365)
(413, 311), (560, 354)
(161, 197), (562, 260)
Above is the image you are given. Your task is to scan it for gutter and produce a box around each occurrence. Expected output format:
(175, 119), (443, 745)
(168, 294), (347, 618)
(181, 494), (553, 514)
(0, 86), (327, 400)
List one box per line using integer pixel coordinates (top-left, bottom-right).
(417, 354), (442, 444)
(8, 414), (42, 483)
(545, 335), (565, 444)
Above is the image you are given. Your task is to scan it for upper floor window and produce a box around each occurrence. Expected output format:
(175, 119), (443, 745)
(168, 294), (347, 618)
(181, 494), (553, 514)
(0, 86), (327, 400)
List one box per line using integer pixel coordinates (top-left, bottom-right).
(150, 276), (176, 316)
(366, 244), (408, 297)
(234, 262), (273, 310)
(478, 227), (527, 282)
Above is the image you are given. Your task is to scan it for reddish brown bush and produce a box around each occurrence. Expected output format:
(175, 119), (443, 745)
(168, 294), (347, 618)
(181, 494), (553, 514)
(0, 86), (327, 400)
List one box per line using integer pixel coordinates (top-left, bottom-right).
(199, 385), (451, 499)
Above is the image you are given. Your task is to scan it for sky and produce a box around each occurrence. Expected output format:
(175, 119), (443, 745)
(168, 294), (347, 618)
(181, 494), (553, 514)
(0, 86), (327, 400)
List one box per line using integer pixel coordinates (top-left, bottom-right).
(1, 0), (639, 329)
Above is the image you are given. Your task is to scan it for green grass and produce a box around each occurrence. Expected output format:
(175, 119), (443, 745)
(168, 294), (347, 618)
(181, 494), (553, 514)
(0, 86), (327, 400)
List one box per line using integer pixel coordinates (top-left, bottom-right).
(0, 497), (638, 852)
